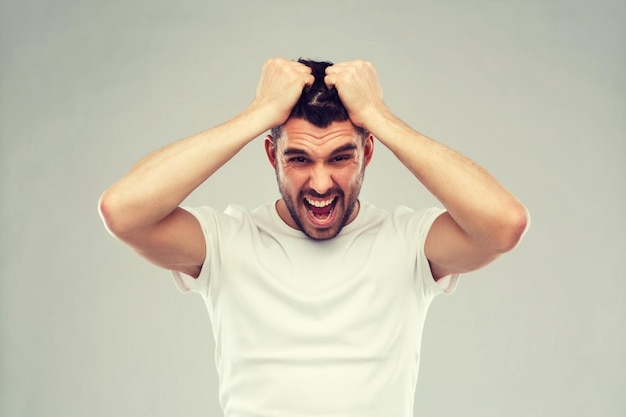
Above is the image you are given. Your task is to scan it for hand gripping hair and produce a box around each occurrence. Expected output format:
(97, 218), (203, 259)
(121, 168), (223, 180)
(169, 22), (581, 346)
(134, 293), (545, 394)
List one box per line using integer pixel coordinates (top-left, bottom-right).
(271, 58), (367, 142)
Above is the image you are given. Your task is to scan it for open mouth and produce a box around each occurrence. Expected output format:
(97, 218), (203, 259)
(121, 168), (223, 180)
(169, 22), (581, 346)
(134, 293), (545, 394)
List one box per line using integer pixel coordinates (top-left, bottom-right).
(304, 197), (338, 225)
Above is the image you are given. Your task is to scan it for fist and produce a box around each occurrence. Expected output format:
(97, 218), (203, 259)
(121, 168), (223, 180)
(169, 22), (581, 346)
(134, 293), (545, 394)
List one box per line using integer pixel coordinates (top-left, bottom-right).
(324, 60), (385, 129)
(254, 58), (315, 127)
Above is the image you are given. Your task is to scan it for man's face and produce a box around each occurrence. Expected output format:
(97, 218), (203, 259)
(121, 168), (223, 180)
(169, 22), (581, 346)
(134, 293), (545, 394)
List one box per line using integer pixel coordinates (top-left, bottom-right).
(265, 118), (374, 240)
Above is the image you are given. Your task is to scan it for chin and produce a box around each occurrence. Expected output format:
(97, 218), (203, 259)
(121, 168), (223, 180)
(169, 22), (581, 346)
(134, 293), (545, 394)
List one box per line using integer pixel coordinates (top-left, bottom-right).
(303, 227), (341, 241)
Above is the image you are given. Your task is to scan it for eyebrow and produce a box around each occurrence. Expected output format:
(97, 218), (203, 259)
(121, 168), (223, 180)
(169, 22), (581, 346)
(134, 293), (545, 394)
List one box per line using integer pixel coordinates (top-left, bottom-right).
(282, 143), (358, 157)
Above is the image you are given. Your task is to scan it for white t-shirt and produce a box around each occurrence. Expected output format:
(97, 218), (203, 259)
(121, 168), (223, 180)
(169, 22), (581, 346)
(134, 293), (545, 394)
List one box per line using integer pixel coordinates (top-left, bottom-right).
(173, 201), (458, 417)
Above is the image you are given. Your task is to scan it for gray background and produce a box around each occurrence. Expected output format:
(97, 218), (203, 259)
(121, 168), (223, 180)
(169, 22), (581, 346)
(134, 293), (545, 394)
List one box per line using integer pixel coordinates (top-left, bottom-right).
(1, 0), (624, 416)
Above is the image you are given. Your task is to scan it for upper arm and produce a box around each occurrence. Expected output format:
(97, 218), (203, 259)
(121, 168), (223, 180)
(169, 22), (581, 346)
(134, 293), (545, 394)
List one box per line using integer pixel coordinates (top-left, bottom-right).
(424, 212), (501, 281)
(114, 207), (206, 278)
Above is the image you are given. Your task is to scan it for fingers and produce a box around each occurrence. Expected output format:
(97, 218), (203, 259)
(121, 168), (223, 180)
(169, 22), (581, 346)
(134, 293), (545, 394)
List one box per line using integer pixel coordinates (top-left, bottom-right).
(324, 60), (374, 75)
(322, 60), (385, 128)
(258, 58), (313, 95)
(254, 58), (382, 129)
(324, 60), (382, 98)
(254, 58), (315, 126)
(294, 61), (315, 87)
(324, 73), (336, 90)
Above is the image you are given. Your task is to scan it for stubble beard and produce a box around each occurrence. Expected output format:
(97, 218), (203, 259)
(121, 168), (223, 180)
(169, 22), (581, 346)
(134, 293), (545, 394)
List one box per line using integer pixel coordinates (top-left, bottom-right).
(277, 174), (364, 241)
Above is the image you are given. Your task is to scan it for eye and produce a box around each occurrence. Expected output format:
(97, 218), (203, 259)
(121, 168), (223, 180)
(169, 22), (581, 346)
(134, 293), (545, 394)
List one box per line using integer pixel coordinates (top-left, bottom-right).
(330, 155), (353, 166)
(287, 156), (310, 166)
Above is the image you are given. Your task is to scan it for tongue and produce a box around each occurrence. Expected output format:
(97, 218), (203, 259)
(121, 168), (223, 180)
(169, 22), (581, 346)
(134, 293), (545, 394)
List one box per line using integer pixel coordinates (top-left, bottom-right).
(310, 203), (332, 217)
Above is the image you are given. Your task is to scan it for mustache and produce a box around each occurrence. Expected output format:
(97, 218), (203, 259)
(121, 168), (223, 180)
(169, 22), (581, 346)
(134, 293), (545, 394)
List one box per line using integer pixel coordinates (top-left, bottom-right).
(299, 189), (344, 200)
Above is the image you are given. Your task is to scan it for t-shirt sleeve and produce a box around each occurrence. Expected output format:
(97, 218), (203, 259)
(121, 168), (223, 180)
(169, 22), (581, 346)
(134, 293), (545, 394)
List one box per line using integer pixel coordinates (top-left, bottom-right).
(394, 206), (460, 296)
(419, 208), (460, 296)
(171, 205), (240, 297)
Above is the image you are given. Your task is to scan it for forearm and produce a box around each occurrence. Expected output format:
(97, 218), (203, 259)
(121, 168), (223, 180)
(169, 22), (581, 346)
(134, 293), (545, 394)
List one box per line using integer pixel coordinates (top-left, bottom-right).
(99, 104), (272, 235)
(367, 108), (528, 250)
(100, 58), (315, 237)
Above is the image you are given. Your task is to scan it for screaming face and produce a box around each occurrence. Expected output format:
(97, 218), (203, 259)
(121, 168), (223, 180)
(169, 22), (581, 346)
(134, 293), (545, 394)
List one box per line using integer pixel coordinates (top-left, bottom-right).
(265, 118), (373, 240)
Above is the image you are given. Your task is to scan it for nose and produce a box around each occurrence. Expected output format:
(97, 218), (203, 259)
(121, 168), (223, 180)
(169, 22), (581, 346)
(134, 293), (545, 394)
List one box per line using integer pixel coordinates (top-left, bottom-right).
(309, 163), (333, 195)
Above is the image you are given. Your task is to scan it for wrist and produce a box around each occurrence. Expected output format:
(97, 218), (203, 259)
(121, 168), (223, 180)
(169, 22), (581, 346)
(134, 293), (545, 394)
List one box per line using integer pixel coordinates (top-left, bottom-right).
(357, 104), (394, 138)
(239, 101), (284, 135)
(249, 100), (292, 131)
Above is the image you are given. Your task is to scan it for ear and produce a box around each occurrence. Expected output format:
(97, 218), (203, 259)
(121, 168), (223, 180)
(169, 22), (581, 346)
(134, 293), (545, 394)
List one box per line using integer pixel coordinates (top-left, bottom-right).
(264, 135), (277, 168)
(363, 132), (374, 167)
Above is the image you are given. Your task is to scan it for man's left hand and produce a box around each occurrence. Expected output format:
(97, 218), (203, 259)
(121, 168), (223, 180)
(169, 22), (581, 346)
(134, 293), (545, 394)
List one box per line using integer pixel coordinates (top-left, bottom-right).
(324, 60), (387, 130)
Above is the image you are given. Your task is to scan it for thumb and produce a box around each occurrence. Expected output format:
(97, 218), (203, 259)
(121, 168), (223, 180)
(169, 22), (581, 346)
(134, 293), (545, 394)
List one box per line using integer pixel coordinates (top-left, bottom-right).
(324, 74), (336, 90)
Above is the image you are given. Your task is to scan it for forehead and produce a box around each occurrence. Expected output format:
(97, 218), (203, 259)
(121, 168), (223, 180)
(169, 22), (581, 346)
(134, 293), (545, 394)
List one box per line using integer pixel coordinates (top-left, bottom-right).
(277, 118), (361, 152)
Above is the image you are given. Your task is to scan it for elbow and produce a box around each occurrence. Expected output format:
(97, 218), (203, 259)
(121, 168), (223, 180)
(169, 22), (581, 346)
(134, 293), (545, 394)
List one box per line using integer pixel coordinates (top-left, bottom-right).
(98, 188), (132, 238)
(494, 203), (530, 253)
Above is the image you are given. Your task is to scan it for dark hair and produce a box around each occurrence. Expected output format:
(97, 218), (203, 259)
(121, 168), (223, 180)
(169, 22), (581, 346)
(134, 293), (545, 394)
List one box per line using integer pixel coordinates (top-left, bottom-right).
(270, 58), (367, 142)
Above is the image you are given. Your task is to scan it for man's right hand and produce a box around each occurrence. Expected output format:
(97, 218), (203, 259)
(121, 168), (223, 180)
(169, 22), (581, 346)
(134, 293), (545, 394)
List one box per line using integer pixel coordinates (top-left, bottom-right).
(99, 58), (312, 278)
(251, 58), (314, 128)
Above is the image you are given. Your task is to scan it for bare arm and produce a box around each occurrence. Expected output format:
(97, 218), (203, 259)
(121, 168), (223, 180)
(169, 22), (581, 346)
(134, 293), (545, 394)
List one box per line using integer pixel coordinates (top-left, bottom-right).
(99, 58), (314, 277)
(325, 61), (529, 280)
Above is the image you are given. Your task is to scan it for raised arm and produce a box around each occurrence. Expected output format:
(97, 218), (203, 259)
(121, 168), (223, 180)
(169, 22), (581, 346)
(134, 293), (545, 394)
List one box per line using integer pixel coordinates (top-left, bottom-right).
(99, 58), (314, 277)
(325, 60), (529, 280)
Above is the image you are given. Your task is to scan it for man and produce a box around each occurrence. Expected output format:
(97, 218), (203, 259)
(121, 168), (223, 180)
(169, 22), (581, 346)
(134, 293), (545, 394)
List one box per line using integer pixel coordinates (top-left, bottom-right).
(99, 58), (529, 416)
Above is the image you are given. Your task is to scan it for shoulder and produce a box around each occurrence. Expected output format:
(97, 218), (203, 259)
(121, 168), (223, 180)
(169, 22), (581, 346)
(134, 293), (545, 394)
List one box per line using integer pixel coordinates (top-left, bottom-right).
(179, 203), (267, 241)
(362, 203), (446, 256)
(377, 204), (445, 233)
(391, 205), (445, 226)
(348, 201), (444, 241)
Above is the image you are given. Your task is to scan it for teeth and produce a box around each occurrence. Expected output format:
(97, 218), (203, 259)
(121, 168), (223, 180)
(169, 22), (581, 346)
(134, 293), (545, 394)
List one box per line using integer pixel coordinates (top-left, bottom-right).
(305, 197), (335, 208)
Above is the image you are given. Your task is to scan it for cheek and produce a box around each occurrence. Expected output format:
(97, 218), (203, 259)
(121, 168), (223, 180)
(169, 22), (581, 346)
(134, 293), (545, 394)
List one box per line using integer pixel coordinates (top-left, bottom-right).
(336, 163), (363, 185)
(278, 167), (306, 191)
